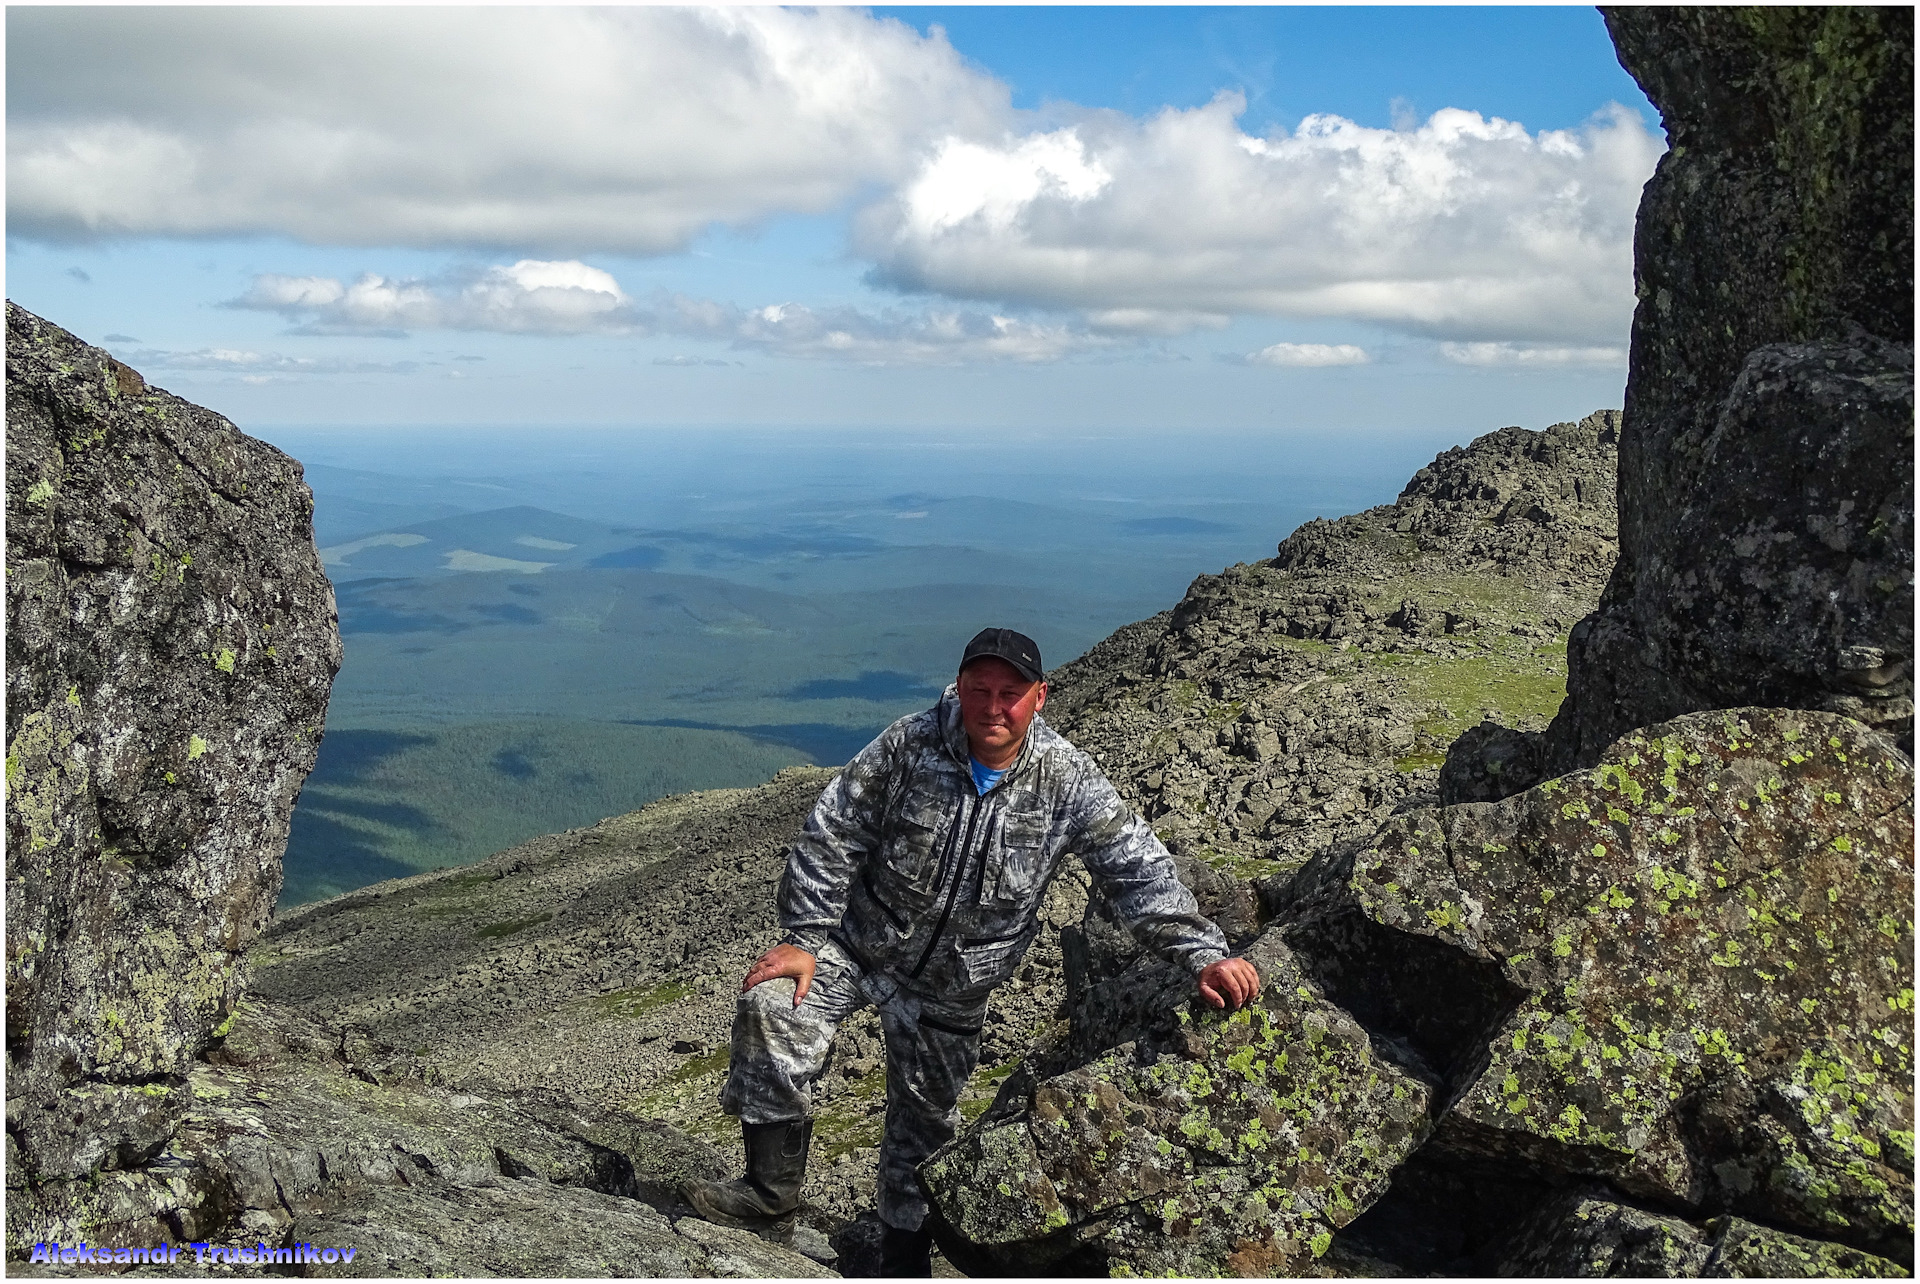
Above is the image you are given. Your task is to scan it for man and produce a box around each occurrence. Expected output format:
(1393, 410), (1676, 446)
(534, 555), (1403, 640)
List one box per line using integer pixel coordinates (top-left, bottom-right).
(686, 627), (1261, 1275)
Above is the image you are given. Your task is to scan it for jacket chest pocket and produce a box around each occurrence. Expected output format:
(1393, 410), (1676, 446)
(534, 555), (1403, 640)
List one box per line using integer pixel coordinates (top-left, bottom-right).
(882, 791), (949, 888)
(985, 814), (1050, 906)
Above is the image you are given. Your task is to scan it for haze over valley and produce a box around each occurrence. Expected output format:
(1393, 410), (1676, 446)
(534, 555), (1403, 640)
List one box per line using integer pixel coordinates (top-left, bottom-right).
(268, 423), (1468, 905)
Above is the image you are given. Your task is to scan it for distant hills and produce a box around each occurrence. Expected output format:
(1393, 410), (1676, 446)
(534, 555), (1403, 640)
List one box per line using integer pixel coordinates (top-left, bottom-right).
(294, 524), (1163, 906)
(315, 497), (1256, 600)
(280, 443), (1409, 907)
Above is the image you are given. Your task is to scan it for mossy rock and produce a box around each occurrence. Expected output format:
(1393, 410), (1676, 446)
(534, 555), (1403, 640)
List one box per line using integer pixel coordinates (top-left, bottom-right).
(922, 933), (1433, 1276)
(1355, 708), (1912, 1253)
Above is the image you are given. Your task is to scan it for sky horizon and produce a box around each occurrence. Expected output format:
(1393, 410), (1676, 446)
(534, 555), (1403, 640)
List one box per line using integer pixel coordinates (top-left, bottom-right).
(7, 5), (1660, 437)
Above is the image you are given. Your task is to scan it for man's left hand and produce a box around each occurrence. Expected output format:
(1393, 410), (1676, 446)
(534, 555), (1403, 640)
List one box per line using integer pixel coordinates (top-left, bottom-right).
(1197, 957), (1261, 1010)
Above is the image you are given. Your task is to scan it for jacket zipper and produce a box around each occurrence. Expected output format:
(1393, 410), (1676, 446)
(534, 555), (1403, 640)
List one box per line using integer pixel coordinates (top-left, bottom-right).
(909, 792), (981, 979)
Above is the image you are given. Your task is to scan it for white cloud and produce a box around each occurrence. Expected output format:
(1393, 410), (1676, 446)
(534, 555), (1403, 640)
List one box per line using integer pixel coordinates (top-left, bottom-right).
(899, 131), (1111, 238)
(859, 97), (1662, 344)
(125, 347), (420, 378)
(1245, 342), (1371, 367)
(228, 265), (1118, 365)
(231, 261), (636, 334)
(661, 295), (1115, 365)
(9, 6), (1660, 351)
(1440, 341), (1627, 366)
(8, 7), (1008, 253)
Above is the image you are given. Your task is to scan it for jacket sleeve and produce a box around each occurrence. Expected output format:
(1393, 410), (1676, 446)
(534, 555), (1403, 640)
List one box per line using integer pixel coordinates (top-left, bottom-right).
(1066, 757), (1229, 976)
(776, 725), (898, 956)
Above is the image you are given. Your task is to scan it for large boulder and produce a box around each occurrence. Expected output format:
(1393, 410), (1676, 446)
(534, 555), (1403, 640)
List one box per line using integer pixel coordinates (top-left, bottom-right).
(1543, 10), (1914, 771)
(944, 707), (1913, 1275)
(5, 305), (340, 1220)
(920, 930), (1434, 1277)
(1319, 708), (1912, 1263)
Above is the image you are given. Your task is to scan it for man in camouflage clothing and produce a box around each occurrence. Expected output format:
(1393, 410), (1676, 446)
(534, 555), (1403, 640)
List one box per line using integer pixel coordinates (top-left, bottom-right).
(686, 628), (1261, 1274)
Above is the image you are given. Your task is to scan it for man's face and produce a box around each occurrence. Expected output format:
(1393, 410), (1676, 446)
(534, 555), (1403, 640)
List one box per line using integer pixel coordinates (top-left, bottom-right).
(957, 657), (1047, 767)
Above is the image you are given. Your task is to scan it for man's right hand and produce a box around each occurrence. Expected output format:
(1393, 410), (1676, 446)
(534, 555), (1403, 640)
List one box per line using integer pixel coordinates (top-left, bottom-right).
(742, 943), (818, 1008)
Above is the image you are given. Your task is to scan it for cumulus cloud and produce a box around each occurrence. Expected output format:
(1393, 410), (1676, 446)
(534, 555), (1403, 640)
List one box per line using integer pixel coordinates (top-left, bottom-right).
(231, 261), (637, 334)
(228, 264), (1115, 365)
(859, 97), (1662, 344)
(1244, 342), (1371, 367)
(1440, 341), (1627, 366)
(10, 6), (1660, 350)
(8, 7), (1008, 253)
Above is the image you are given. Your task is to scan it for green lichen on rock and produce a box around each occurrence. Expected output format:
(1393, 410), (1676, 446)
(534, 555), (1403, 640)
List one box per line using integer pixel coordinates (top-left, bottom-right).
(1490, 1187), (1909, 1278)
(922, 934), (1432, 1276)
(5, 302), (341, 1232)
(1355, 708), (1913, 1247)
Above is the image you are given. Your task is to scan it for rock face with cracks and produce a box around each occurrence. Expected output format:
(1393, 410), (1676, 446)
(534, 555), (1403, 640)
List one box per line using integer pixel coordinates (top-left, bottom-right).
(5, 305), (341, 1218)
(1513, 8), (1916, 784)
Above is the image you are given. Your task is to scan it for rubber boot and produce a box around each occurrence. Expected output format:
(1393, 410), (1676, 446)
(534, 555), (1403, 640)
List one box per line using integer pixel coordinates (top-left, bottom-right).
(685, 1118), (812, 1236)
(879, 1223), (933, 1277)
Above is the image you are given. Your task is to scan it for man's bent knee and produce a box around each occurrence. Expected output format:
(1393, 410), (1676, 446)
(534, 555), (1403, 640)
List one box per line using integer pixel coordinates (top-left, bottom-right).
(739, 974), (801, 1014)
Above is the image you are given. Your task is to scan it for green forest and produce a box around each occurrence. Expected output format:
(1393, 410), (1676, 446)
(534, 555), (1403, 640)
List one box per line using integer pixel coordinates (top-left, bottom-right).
(281, 719), (808, 906)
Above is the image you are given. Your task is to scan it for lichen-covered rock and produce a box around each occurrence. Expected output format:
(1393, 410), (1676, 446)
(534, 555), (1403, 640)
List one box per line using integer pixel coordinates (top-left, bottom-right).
(921, 932), (1433, 1276)
(1540, 9), (1915, 773)
(5, 304), (340, 1203)
(8, 1001), (830, 1278)
(1491, 1189), (1715, 1276)
(1354, 708), (1912, 1256)
(1703, 1215), (1909, 1279)
(1489, 1187), (1908, 1278)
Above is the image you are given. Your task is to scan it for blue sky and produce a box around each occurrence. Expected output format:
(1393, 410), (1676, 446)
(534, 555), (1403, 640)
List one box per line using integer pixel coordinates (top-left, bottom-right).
(7, 6), (1661, 436)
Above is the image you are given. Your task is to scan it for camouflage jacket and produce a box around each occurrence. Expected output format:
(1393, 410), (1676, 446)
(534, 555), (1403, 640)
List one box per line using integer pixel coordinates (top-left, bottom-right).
(778, 685), (1229, 1002)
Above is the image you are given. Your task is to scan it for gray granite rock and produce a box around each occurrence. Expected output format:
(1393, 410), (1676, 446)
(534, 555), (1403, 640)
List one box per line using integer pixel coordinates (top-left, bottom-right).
(1536, 9), (1916, 775)
(5, 303), (340, 1203)
(1490, 1187), (1909, 1278)
(9, 1001), (833, 1279)
(921, 931), (1434, 1276)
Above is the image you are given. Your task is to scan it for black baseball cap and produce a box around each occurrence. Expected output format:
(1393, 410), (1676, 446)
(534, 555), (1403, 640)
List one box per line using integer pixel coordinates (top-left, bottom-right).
(959, 627), (1045, 683)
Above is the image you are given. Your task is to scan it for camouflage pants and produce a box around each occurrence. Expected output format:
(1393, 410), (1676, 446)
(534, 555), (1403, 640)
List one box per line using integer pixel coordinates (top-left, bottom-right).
(718, 937), (987, 1232)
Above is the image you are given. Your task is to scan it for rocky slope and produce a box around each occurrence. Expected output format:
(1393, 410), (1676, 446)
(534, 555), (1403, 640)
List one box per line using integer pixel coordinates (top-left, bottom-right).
(245, 767), (1087, 1271)
(925, 706), (1911, 1276)
(10, 11), (1912, 1278)
(232, 408), (1619, 1268)
(1045, 410), (1619, 882)
(6, 305), (341, 1244)
(146, 409), (1595, 1281)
